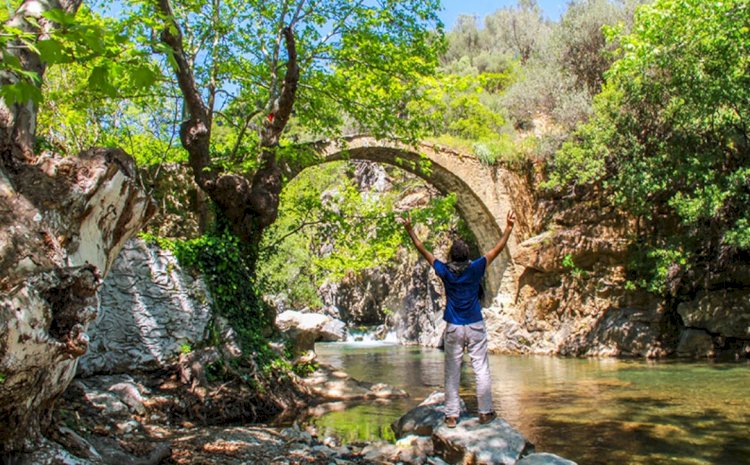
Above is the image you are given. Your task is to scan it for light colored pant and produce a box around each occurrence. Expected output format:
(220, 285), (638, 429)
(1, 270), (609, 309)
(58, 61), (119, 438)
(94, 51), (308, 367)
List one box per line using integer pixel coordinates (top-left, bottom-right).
(444, 320), (494, 417)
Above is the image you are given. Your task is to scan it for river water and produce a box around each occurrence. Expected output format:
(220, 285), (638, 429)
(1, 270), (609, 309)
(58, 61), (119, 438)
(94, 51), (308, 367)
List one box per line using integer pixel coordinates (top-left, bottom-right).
(311, 342), (750, 465)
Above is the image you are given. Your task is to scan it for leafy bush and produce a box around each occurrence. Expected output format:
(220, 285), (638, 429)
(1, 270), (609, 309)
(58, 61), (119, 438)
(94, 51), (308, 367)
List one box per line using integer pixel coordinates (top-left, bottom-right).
(547, 0), (750, 292)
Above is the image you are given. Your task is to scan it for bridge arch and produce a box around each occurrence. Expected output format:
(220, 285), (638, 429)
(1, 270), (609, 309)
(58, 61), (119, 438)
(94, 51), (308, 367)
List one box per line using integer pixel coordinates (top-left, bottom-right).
(289, 135), (519, 301)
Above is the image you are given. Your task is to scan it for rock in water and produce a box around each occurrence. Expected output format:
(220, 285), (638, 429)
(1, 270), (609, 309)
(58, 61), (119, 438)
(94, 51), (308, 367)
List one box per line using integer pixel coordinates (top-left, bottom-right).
(392, 391), (467, 438)
(516, 452), (578, 465)
(432, 417), (534, 465)
(276, 310), (347, 351)
(0, 148), (154, 452)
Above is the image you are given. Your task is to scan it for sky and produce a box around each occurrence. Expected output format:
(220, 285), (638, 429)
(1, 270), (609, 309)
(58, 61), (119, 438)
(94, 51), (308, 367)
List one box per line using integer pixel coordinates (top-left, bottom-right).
(438, 0), (571, 28)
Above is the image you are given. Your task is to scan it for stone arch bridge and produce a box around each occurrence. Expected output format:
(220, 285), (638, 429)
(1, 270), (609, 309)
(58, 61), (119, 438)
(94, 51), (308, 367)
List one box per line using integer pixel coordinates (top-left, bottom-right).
(288, 135), (529, 301)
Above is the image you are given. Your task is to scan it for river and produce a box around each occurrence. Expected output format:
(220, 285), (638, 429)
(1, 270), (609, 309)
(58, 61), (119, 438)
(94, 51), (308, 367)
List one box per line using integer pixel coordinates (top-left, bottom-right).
(311, 342), (750, 465)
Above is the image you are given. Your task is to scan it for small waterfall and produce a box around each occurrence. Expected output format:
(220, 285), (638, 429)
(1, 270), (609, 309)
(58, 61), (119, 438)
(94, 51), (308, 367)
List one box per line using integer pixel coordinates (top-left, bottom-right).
(345, 326), (398, 344)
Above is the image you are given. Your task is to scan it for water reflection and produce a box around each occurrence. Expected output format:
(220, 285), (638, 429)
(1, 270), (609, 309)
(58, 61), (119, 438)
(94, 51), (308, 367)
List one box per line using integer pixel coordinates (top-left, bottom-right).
(312, 343), (750, 465)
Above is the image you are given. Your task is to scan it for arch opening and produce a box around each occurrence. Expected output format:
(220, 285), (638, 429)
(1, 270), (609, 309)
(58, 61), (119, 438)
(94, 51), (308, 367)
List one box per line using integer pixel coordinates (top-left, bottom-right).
(288, 136), (512, 301)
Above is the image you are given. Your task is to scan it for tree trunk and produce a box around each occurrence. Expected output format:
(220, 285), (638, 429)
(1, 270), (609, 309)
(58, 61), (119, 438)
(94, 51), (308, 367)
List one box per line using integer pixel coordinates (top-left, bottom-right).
(0, 0), (155, 454)
(0, 0), (83, 167)
(0, 148), (155, 454)
(155, 0), (299, 244)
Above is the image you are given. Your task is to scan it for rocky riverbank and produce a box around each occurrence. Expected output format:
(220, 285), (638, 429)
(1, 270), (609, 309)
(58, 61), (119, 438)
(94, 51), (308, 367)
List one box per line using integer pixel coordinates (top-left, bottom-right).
(15, 362), (402, 465)
(18, 366), (575, 465)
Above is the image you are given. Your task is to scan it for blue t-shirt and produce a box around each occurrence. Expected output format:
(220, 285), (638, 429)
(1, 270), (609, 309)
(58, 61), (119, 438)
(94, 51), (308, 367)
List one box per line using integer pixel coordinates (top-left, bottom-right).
(433, 256), (487, 325)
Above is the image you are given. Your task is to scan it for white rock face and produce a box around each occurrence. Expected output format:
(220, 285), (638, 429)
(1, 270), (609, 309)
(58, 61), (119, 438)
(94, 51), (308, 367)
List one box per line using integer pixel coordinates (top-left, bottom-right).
(79, 239), (213, 376)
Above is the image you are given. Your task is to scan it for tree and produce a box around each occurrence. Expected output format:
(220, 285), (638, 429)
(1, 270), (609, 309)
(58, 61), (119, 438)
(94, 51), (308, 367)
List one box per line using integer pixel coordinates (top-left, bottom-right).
(553, 0), (644, 95)
(138, 0), (444, 245)
(0, 1), (156, 454)
(0, 0), (83, 164)
(483, 0), (550, 64)
(549, 0), (750, 292)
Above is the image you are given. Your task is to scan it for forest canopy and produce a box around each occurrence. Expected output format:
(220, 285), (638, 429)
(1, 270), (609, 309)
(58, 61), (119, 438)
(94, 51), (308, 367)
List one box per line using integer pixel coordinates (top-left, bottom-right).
(3, 0), (748, 295)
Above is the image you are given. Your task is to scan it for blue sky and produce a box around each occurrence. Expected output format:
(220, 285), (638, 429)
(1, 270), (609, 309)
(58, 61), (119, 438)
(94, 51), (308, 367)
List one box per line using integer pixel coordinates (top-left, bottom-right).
(438, 0), (571, 28)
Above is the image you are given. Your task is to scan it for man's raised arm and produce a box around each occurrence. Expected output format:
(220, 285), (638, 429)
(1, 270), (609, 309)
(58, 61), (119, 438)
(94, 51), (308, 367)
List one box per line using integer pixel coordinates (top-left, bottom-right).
(398, 213), (436, 266)
(484, 211), (516, 266)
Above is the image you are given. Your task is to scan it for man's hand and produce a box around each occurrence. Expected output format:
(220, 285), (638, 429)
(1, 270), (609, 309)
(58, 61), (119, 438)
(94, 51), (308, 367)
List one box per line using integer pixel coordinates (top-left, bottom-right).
(398, 211), (435, 265)
(484, 210), (516, 265)
(397, 212), (413, 231)
(505, 211), (516, 230)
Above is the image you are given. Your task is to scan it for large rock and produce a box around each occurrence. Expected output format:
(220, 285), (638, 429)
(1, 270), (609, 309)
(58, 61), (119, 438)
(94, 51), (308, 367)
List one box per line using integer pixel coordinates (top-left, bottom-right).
(677, 290), (750, 339)
(431, 416), (534, 465)
(392, 391), (467, 438)
(582, 305), (674, 358)
(514, 229), (628, 274)
(0, 148), (154, 452)
(391, 393), (579, 465)
(79, 239), (213, 376)
(675, 328), (714, 358)
(516, 452), (577, 465)
(276, 310), (347, 351)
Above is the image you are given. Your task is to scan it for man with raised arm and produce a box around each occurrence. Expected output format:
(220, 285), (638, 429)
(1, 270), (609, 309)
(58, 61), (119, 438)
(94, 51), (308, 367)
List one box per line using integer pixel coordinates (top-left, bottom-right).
(398, 211), (516, 428)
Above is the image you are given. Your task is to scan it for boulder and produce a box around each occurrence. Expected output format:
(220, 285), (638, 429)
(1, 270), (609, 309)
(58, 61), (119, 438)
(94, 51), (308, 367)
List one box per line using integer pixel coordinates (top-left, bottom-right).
(360, 436), (433, 465)
(677, 290), (750, 339)
(0, 148), (154, 452)
(675, 328), (714, 358)
(514, 229), (627, 273)
(516, 452), (577, 465)
(276, 310), (347, 351)
(431, 416), (534, 465)
(582, 306), (673, 358)
(392, 391), (467, 438)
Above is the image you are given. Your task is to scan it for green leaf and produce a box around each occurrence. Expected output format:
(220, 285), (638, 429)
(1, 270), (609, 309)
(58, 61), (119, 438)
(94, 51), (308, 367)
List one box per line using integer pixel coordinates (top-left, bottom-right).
(87, 64), (117, 96)
(0, 81), (43, 105)
(41, 8), (77, 26)
(37, 39), (69, 64)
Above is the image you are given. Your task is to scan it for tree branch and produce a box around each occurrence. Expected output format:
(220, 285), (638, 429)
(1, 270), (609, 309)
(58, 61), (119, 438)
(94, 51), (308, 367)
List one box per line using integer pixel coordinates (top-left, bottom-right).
(263, 218), (325, 252)
(261, 25), (299, 148)
(154, 0), (213, 185)
(1, 0), (84, 166)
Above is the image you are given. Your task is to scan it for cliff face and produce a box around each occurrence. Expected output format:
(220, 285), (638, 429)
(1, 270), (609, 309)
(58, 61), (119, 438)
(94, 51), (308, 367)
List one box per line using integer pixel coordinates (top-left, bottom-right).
(495, 206), (675, 357)
(0, 149), (154, 452)
(320, 249), (447, 346)
(488, 191), (750, 359)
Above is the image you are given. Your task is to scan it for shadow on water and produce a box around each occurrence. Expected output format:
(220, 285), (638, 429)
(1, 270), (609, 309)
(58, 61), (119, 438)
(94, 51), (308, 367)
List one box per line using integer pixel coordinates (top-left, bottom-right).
(528, 399), (750, 465)
(312, 343), (750, 465)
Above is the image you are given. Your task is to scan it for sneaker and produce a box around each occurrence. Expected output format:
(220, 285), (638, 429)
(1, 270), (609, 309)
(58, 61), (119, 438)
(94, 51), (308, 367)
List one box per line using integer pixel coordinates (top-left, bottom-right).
(444, 416), (458, 428)
(478, 411), (496, 425)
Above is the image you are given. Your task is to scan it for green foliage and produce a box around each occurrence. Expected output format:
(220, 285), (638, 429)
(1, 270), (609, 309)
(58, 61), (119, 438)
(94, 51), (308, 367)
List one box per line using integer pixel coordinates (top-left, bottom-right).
(111, 0), (446, 172)
(549, 0), (750, 292)
(499, 0), (644, 132)
(562, 253), (586, 278)
(443, 1), (551, 67)
(0, 373), (5, 384)
(179, 342), (192, 354)
(37, 63), (187, 163)
(0, 5), (185, 165)
(1, 6), (159, 107)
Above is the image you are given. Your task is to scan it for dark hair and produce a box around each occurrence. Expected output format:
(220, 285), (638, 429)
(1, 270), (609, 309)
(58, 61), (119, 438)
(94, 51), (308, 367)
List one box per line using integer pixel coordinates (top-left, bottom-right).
(449, 239), (470, 263)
